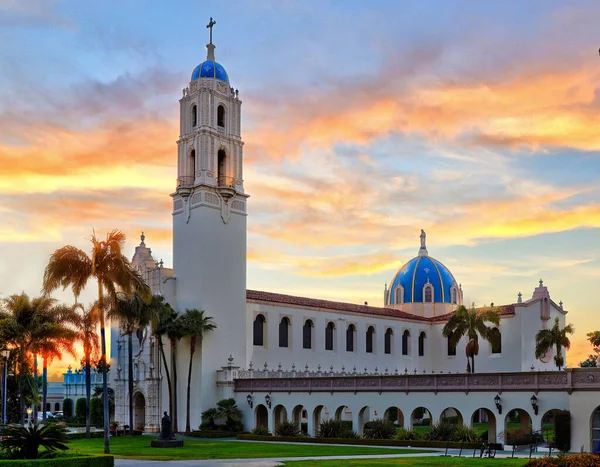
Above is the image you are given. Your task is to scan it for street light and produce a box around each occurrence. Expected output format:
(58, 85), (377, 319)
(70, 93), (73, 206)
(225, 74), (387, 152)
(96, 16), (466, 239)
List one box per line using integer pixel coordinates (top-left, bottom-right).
(26, 408), (32, 426)
(530, 394), (539, 415)
(494, 394), (502, 414)
(246, 394), (253, 408)
(1, 349), (9, 425)
(265, 394), (272, 409)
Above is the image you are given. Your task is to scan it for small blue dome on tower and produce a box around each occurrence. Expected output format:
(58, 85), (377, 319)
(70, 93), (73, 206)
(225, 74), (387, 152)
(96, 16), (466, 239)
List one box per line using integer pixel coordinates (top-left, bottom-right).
(191, 61), (228, 83)
(387, 230), (460, 305)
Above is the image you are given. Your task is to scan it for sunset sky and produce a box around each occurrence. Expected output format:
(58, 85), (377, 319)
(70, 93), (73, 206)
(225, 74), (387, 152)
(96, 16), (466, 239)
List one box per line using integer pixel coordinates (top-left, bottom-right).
(1, 0), (600, 379)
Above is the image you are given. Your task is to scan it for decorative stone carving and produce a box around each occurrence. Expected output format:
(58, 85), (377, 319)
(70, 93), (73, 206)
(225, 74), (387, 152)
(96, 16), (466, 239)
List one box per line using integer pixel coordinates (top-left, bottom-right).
(574, 372), (596, 384)
(471, 376), (499, 386)
(504, 375), (533, 386)
(438, 376), (464, 387)
(409, 376), (434, 387)
(356, 378), (378, 388)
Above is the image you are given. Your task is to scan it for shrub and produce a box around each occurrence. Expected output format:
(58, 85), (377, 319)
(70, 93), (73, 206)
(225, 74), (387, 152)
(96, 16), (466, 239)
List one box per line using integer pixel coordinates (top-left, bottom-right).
(75, 398), (86, 425)
(502, 429), (543, 446)
(201, 408), (218, 430)
(479, 430), (489, 441)
(250, 426), (271, 436)
(215, 399), (243, 432)
(424, 421), (455, 441)
(362, 419), (396, 440)
(63, 399), (73, 420)
(395, 428), (421, 441)
(554, 410), (571, 452)
(89, 398), (102, 428)
(450, 425), (479, 443)
(0, 423), (69, 459)
(317, 419), (343, 438)
(342, 430), (360, 439)
(275, 421), (300, 437)
(300, 422), (308, 435)
(523, 453), (600, 467)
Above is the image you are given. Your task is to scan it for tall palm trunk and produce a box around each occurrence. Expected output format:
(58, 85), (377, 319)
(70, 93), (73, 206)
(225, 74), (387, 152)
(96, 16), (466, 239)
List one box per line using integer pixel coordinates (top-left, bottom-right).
(98, 279), (110, 454)
(33, 354), (38, 424)
(128, 332), (134, 435)
(85, 350), (91, 438)
(471, 355), (475, 374)
(157, 338), (173, 422)
(42, 356), (48, 421)
(170, 338), (178, 433)
(185, 335), (196, 433)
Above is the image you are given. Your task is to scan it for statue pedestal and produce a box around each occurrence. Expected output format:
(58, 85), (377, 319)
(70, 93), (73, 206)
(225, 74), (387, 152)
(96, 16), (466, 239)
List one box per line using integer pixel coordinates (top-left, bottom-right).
(151, 439), (184, 448)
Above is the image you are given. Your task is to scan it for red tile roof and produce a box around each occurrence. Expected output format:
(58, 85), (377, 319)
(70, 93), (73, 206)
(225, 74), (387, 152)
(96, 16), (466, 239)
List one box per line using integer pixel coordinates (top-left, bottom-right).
(247, 290), (516, 323)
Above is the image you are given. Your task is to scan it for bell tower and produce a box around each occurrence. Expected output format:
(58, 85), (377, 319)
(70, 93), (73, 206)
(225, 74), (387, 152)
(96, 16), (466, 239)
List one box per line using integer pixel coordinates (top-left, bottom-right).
(171, 18), (248, 421)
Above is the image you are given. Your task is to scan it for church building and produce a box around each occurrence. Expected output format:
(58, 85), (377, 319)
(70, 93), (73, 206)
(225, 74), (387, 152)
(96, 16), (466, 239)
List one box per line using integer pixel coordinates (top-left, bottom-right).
(111, 22), (600, 451)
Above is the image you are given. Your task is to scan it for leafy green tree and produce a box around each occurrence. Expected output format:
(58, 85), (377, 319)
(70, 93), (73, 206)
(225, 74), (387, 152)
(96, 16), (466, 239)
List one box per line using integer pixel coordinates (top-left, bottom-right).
(580, 355), (598, 367)
(215, 398), (242, 432)
(43, 229), (151, 454)
(75, 398), (86, 424)
(181, 309), (216, 433)
(0, 423), (69, 459)
(535, 317), (574, 370)
(108, 292), (155, 435)
(63, 398), (73, 420)
(442, 305), (500, 373)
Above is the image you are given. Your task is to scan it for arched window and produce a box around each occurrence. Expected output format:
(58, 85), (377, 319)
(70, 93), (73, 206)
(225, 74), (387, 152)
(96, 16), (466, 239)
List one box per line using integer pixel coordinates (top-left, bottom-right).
(384, 328), (393, 354)
(279, 317), (290, 348)
(402, 330), (410, 355)
(452, 288), (458, 304)
(189, 149), (196, 180)
(46, 403), (50, 411)
(346, 324), (355, 352)
(217, 148), (227, 186)
(424, 285), (433, 303)
(490, 327), (501, 354)
(325, 322), (335, 351)
(253, 314), (265, 346)
(395, 286), (403, 304)
(217, 105), (225, 127)
(366, 326), (375, 353)
(418, 331), (426, 356)
(447, 331), (456, 356)
(191, 104), (197, 127)
(303, 319), (313, 349)
(54, 402), (60, 411)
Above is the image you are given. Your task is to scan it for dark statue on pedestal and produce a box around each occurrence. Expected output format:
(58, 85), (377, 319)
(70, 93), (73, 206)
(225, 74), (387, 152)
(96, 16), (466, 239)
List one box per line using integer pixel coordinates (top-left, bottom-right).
(151, 411), (184, 448)
(160, 411), (174, 440)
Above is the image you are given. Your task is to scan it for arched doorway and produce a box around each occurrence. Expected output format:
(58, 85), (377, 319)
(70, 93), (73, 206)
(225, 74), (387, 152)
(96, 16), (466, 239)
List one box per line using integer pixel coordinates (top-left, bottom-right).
(255, 404), (268, 430)
(504, 408), (532, 445)
(591, 406), (600, 451)
(335, 405), (353, 433)
(471, 408), (496, 442)
(133, 392), (146, 432)
(384, 406), (404, 427)
(292, 405), (307, 435)
(273, 404), (288, 429)
(313, 405), (331, 436)
(541, 409), (561, 446)
(358, 406), (376, 435)
(410, 406), (432, 433)
(440, 407), (463, 425)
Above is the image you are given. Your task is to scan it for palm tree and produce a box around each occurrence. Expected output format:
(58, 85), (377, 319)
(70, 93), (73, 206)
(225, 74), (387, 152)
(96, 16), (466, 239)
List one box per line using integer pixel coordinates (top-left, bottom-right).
(181, 309), (216, 433)
(442, 305), (500, 373)
(74, 303), (100, 438)
(108, 292), (155, 435)
(535, 317), (574, 370)
(215, 398), (242, 431)
(42, 229), (151, 453)
(166, 314), (184, 433)
(150, 298), (176, 423)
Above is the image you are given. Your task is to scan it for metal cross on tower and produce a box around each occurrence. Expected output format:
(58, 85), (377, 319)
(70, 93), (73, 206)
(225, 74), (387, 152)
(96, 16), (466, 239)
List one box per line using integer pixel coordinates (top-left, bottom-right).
(207, 17), (216, 44)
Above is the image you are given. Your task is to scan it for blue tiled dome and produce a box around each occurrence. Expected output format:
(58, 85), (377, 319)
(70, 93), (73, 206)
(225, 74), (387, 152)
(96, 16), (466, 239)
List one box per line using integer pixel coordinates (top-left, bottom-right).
(191, 61), (228, 83)
(389, 255), (459, 304)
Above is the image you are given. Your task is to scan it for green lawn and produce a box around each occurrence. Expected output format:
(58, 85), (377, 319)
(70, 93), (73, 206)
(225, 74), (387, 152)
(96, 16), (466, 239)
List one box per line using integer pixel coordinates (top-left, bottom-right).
(283, 458), (528, 467)
(69, 436), (433, 461)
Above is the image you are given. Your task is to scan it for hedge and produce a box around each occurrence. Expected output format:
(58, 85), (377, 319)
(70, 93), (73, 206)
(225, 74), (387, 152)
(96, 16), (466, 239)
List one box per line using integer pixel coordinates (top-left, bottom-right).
(236, 434), (500, 449)
(0, 456), (114, 467)
(67, 431), (104, 439)
(523, 454), (600, 466)
(188, 430), (237, 438)
(75, 398), (86, 424)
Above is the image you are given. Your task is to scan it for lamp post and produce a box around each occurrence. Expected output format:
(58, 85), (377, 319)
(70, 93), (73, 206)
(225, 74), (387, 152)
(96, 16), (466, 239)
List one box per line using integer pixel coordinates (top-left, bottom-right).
(494, 394), (502, 414)
(246, 394), (253, 409)
(264, 394), (272, 409)
(26, 407), (32, 427)
(1, 349), (9, 425)
(530, 394), (539, 415)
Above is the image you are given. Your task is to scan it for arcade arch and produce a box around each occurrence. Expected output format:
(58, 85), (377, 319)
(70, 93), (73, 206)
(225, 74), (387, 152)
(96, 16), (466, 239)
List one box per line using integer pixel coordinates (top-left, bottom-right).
(471, 408), (496, 442)
(440, 407), (463, 425)
(273, 404), (288, 427)
(384, 406), (404, 427)
(410, 406), (432, 431)
(255, 404), (268, 429)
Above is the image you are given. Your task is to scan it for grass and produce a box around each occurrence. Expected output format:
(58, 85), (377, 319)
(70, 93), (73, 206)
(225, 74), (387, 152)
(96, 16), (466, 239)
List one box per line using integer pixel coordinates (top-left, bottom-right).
(69, 436), (434, 461)
(282, 458), (528, 467)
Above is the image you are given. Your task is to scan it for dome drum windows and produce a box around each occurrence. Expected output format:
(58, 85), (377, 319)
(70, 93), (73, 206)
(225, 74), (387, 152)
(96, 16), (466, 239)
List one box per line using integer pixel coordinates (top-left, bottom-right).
(366, 326), (375, 354)
(394, 286), (404, 305)
(303, 319), (313, 350)
(451, 287), (460, 305)
(279, 317), (290, 348)
(384, 328), (393, 355)
(424, 285), (433, 303)
(325, 322), (335, 351)
(253, 314), (266, 347)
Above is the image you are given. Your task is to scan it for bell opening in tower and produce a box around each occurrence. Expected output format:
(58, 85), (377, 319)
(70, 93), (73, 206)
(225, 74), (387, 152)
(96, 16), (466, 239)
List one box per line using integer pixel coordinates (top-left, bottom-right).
(217, 149), (227, 186)
(217, 105), (225, 128)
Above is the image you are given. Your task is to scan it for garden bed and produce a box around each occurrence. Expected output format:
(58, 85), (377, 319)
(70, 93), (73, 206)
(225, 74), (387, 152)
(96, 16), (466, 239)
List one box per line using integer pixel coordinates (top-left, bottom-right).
(187, 430), (238, 438)
(0, 455), (114, 467)
(236, 434), (502, 450)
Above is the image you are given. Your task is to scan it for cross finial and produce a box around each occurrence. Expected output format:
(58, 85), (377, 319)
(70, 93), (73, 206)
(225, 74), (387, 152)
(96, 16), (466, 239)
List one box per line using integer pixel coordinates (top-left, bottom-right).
(206, 17), (216, 45)
(140, 232), (145, 245)
(539, 278), (544, 287)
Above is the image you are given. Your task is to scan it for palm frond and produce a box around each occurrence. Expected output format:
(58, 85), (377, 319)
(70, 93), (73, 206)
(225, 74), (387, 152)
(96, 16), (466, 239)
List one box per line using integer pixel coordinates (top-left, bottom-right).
(42, 246), (92, 298)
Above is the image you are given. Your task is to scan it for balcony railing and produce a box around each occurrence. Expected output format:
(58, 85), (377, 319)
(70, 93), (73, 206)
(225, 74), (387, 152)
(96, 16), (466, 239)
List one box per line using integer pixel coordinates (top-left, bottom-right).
(177, 176), (194, 188)
(217, 175), (236, 188)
